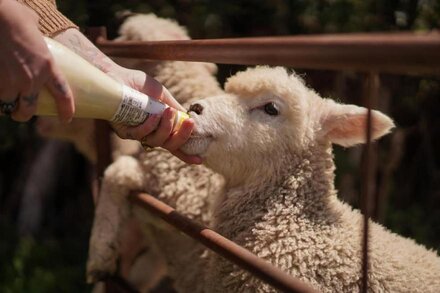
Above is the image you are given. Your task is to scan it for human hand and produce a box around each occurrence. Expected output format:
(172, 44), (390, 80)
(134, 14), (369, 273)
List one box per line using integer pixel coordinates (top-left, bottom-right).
(0, 0), (74, 122)
(52, 28), (201, 164)
(109, 66), (202, 164)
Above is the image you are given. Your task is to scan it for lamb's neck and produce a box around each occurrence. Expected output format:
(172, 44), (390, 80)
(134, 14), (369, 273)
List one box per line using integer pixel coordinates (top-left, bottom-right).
(214, 143), (340, 233)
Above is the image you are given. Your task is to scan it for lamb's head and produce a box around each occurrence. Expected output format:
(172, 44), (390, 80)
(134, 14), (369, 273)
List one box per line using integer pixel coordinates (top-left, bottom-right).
(182, 67), (394, 185)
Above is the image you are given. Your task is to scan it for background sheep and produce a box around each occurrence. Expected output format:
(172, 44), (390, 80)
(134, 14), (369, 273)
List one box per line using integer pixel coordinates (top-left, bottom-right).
(180, 66), (440, 292)
(86, 13), (225, 292)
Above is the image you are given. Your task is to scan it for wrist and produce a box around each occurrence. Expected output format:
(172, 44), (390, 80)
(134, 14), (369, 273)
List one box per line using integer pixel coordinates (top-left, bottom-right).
(54, 28), (118, 73)
(107, 64), (127, 76)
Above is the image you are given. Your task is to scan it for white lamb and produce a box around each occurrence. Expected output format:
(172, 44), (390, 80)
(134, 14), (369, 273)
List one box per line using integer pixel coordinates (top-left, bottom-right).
(177, 66), (440, 292)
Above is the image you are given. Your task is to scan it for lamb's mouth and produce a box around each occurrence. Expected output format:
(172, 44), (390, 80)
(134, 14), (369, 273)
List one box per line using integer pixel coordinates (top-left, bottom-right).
(180, 135), (213, 156)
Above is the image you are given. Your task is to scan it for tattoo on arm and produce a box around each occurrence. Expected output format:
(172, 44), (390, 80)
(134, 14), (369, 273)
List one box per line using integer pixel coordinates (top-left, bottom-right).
(58, 30), (116, 73)
(52, 78), (69, 96)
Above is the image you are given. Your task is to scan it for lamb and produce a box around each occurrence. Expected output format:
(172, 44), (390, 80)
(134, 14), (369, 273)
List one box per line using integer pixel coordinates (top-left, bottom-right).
(86, 13), (224, 292)
(177, 66), (440, 292)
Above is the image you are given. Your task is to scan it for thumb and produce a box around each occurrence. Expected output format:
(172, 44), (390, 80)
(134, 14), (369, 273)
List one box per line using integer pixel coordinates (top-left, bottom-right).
(143, 75), (185, 112)
(160, 86), (186, 112)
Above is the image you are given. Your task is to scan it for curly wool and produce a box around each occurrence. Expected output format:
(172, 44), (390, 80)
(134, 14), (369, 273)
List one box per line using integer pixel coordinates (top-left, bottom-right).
(186, 67), (440, 293)
(206, 144), (440, 293)
(134, 149), (224, 292)
(117, 13), (191, 42)
(87, 13), (224, 292)
(88, 150), (224, 291)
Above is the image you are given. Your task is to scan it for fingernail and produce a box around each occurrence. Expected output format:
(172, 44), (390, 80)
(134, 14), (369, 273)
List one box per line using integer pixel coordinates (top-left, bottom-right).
(185, 118), (195, 129)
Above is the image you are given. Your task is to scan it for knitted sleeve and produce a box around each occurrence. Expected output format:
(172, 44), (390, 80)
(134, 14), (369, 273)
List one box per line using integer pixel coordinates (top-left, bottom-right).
(16, 0), (78, 36)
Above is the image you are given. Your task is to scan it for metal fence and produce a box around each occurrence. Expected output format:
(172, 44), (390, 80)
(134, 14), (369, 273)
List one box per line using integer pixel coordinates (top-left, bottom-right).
(87, 27), (440, 293)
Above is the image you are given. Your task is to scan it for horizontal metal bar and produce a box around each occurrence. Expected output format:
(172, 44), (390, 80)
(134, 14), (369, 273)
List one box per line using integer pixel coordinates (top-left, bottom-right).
(129, 192), (318, 293)
(97, 32), (440, 74)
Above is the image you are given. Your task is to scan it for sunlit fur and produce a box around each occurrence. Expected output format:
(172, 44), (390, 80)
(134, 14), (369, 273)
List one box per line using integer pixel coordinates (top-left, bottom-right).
(181, 67), (440, 292)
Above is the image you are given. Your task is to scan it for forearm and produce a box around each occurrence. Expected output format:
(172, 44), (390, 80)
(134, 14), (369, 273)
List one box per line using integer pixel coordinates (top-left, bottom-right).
(53, 28), (121, 74)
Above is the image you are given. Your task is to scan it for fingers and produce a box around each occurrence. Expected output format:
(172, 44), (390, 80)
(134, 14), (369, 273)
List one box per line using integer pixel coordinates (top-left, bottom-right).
(162, 118), (194, 151)
(142, 111), (202, 165)
(46, 63), (75, 123)
(0, 76), (19, 118)
(113, 107), (178, 143)
(7, 60), (72, 122)
(2, 58), (35, 121)
(166, 119), (203, 164)
(140, 107), (175, 147)
(112, 106), (201, 164)
(11, 67), (39, 121)
(113, 114), (161, 140)
(11, 93), (38, 122)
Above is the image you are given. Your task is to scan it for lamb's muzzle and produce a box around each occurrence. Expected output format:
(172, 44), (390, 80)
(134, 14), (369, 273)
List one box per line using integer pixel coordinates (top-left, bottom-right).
(181, 134), (213, 156)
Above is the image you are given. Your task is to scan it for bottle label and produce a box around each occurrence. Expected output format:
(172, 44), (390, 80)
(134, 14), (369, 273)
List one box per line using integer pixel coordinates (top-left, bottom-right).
(111, 85), (167, 126)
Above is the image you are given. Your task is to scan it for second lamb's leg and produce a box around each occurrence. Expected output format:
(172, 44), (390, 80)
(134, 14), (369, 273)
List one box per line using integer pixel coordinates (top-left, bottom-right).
(87, 156), (146, 283)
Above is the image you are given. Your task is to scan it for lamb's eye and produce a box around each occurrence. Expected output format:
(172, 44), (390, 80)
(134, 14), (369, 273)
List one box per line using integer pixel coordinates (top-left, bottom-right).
(263, 102), (279, 116)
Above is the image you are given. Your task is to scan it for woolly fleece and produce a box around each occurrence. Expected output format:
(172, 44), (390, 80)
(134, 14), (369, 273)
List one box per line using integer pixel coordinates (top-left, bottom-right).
(87, 13), (224, 292)
(182, 66), (440, 292)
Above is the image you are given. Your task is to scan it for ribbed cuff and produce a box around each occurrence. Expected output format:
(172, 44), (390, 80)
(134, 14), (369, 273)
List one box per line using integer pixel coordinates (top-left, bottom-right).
(17, 0), (78, 36)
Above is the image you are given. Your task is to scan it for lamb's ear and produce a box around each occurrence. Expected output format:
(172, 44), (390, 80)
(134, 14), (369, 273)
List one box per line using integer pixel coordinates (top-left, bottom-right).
(319, 100), (395, 147)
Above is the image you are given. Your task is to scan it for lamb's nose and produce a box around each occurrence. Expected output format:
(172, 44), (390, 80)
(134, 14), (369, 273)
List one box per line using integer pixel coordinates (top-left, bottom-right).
(188, 103), (204, 115)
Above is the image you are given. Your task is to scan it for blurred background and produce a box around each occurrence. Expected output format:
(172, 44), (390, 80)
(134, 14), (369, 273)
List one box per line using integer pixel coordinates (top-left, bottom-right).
(1, 0), (439, 292)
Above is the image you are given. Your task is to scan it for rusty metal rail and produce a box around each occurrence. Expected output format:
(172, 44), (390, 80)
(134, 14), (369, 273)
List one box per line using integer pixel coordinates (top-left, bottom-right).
(96, 32), (440, 74)
(129, 192), (318, 293)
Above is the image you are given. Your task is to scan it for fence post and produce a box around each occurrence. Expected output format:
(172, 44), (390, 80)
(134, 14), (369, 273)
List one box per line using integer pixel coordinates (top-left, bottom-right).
(360, 72), (379, 293)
